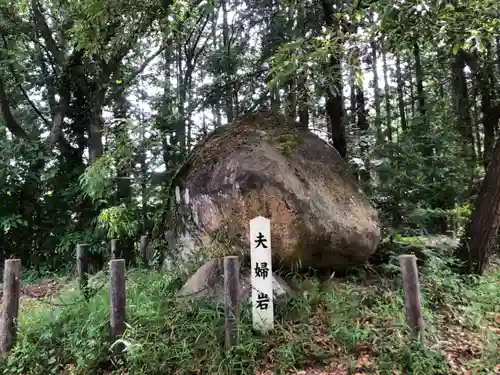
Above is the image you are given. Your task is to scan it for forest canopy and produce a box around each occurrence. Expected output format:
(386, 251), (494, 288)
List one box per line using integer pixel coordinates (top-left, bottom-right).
(0, 0), (499, 274)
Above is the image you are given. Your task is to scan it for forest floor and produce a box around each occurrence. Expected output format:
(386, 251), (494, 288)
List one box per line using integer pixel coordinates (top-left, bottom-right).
(1, 237), (499, 375)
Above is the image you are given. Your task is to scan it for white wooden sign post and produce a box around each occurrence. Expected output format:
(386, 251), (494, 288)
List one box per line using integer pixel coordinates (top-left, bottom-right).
(250, 216), (274, 333)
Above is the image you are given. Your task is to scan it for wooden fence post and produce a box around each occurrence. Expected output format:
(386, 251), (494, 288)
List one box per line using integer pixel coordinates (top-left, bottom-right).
(224, 255), (240, 353)
(109, 259), (126, 348)
(110, 239), (120, 260)
(140, 236), (149, 268)
(76, 244), (89, 298)
(0, 259), (21, 359)
(399, 254), (425, 347)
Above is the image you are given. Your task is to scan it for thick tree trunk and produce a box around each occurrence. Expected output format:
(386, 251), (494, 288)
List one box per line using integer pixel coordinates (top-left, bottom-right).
(325, 87), (347, 159)
(457, 135), (500, 274)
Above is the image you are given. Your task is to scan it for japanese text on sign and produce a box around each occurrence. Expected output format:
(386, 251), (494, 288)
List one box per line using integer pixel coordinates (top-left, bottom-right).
(250, 216), (274, 332)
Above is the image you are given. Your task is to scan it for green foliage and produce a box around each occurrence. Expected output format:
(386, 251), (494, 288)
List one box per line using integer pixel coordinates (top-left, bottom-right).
(98, 204), (139, 239)
(3, 245), (499, 374)
(78, 156), (114, 203)
(368, 106), (477, 232)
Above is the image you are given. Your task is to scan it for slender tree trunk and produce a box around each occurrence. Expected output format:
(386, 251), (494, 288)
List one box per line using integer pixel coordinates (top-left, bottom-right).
(321, 0), (347, 159)
(298, 74), (309, 130)
(176, 39), (187, 157)
(382, 46), (392, 142)
(112, 85), (134, 267)
(356, 72), (369, 182)
(286, 80), (297, 119)
(471, 79), (482, 162)
(451, 51), (475, 165)
(222, 0), (234, 122)
(408, 62), (415, 118)
(463, 51), (496, 169)
(371, 40), (382, 143)
(161, 45), (175, 172)
(212, 7), (222, 127)
(349, 65), (356, 124)
(285, 4), (297, 119)
(413, 43), (432, 162)
(396, 54), (407, 132)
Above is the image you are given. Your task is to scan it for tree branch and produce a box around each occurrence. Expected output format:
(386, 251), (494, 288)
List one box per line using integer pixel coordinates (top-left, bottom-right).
(102, 13), (152, 78)
(104, 45), (167, 106)
(189, 67), (270, 113)
(30, 0), (65, 66)
(184, 13), (209, 58)
(2, 36), (51, 129)
(0, 76), (29, 141)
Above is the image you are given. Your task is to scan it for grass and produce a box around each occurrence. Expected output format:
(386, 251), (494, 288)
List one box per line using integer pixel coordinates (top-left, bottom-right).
(1, 241), (499, 375)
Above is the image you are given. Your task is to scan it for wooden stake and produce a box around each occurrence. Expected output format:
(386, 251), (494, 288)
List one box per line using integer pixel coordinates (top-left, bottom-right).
(76, 244), (89, 298)
(224, 255), (240, 352)
(109, 259), (126, 345)
(399, 254), (425, 347)
(0, 259), (21, 358)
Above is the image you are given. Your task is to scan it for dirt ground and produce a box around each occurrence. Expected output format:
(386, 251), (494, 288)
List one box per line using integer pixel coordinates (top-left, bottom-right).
(0, 278), (63, 311)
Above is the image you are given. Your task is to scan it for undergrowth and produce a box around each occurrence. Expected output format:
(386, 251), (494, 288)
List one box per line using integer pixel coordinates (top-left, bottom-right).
(1, 245), (499, 375)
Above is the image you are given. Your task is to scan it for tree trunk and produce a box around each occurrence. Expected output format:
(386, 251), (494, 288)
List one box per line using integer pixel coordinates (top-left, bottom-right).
(371, 40), (382, 143)
(286, 80), (297, 119)
(176, 41), (187, 157)
(112, 84), (135, 267)
(212, 7), (222, 127)
(349, 64), (356, 124)
(356, 71), (369, 182)
(451, 51), (475, 165)
(298, 74), (309, 130)
(457, 134), (500, 274)
(413, 43), (432, 162)
(496, 37), (500, 99)
(467, 53), (495, 169)
(161, 44), (175, 172)
(471, 77), (482, 161)
(395, 54), (407, 132)
(382, 46), (392, 142)
(321, 0), (346, 159)
(222, 0), (234, 122)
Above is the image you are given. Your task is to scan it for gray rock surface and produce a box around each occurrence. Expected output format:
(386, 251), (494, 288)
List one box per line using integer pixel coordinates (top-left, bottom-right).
(165, 110), (381, 271)
(178, 258), (297, 304)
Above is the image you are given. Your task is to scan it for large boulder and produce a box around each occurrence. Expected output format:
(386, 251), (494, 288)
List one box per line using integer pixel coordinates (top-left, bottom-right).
(164, 110), (380, 271)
